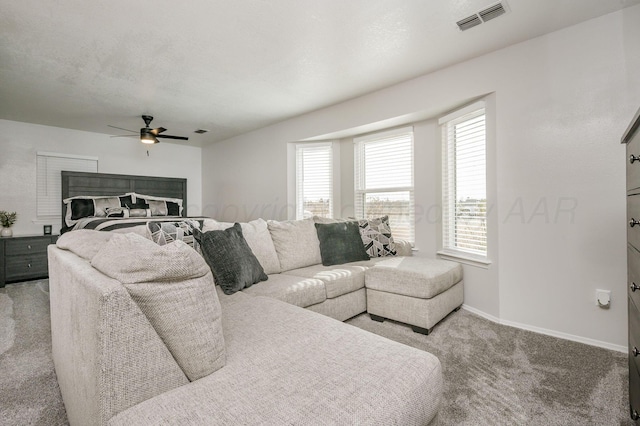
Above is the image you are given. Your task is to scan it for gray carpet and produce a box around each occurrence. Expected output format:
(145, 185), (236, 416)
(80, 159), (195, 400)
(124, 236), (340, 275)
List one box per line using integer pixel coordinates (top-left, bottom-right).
(0, 280), (632, 425)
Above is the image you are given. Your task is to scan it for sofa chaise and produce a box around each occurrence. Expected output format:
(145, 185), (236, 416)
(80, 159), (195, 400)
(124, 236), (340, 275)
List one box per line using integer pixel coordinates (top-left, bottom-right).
(48, 216), (462, 425)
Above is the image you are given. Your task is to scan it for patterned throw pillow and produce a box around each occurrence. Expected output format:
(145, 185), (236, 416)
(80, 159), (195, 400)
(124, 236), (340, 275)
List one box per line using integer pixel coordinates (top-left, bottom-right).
(358, 215), (397, 258)
(147, 220), (201, 251)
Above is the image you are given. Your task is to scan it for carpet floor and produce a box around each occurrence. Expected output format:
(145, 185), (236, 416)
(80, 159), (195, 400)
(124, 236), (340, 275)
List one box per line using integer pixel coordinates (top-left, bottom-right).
(0, 279), (633, 425)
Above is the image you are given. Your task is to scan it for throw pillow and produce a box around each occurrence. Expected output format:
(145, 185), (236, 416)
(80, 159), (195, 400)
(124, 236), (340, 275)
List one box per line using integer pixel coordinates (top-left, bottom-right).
(267, 218), (322, 271)
(358, 215), (397, 257)
(93, 196), (121, 217)
(147, 220), (200, 251)
(194, 224), (268, 295)
(315, 221), (370, 266)
(105, 207), (128, 218)
(148, 200), (168, 216)
(202, 218), (281, 274)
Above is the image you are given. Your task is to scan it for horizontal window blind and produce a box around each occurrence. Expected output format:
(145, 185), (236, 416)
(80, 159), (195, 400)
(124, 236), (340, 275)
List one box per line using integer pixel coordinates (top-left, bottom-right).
(295, 143), (333, 219)
(441, 108), (487, 256)
(355, 127), (414, 243)
(36, 152), (98, 218)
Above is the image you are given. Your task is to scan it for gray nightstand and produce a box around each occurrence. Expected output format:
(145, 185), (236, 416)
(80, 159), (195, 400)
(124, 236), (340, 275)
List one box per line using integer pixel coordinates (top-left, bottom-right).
(0, 234), (58, 287)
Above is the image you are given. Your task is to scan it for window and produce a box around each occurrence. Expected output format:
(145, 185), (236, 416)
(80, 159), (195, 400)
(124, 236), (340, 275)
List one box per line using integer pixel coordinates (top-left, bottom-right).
(295, 143), (333, 219)
(440, 102), (487, 258)
(354, 127), (414, 243)
(36, 152), (98, 218)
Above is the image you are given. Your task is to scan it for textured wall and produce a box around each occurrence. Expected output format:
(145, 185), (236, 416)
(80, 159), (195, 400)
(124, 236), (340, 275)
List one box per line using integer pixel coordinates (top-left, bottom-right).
(202, 6), (640, 350)
(0, 120), (202, 236)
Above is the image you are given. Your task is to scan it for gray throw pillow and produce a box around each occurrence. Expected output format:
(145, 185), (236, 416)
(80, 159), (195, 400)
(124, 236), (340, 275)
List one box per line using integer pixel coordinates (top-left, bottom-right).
(315, 221), (370, 266)
(194, 224), (268, 295)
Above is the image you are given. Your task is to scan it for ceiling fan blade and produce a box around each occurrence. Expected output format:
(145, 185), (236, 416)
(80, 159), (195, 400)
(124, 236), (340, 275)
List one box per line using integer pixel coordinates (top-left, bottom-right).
(156, 134), (189, 141)
(108, 125), (136, 133)
(110, 135), (138, 139)
(150, 127), (167, 135)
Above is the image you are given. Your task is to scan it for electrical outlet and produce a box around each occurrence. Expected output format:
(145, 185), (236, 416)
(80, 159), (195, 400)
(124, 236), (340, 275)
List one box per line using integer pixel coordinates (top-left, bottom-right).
(596, 289), (611, 308)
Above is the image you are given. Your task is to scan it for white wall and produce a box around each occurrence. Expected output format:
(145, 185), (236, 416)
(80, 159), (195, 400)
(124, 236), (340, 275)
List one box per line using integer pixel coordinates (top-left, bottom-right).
(0, 119), (202, 236)
(201, 6), (640, 350)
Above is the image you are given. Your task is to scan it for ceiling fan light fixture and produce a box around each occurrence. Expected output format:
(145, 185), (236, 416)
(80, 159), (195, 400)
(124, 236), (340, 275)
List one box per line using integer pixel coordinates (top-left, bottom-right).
(140, 130), (157, 144)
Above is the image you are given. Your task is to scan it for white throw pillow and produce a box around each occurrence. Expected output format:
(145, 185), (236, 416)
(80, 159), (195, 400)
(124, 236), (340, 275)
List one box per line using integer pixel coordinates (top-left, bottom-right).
(267, 218), (322, 272)
(203, 218), (281, 274)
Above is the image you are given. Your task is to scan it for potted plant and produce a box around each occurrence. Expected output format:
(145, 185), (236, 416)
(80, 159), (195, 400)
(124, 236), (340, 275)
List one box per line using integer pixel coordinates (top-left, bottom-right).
(0, 211), (17, 237)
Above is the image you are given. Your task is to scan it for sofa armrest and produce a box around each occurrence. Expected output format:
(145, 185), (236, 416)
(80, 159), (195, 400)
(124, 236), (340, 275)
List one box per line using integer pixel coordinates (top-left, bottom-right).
(48, 246), (189, 426)
(394, 239), (413, 257)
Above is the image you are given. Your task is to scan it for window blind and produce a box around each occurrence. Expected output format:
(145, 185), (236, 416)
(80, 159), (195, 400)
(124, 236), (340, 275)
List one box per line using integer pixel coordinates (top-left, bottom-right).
(354, 127), (414, 243)
(295, 143), (333, 219)
(36, 152), (98, 218)
(441, 108), (487, 256)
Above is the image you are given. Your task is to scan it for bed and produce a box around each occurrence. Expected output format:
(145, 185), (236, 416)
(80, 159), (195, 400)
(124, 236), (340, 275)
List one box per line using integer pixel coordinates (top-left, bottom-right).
(60, 171), (206, 235)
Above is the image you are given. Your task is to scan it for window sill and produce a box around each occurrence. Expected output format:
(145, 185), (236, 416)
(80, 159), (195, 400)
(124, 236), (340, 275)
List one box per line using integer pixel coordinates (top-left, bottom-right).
(437, 250), (492, 269)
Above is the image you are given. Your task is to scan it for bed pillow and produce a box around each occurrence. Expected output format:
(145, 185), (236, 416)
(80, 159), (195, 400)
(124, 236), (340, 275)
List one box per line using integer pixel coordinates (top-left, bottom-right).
(358, 215), (397, 257)
(194, 224), (268, 295)
(93, 196), (121, 217)
(63, 196), (96, 227)
(267, 218), (322, 271)
(119, 193), (149, 210)
(148, 200), (168, 216)
(202, 218), (281, 274)
(134, 193), (183, 216)
(147, 220), (200, 251)
(129, 208), (151, 218)
(91, 233), (225, 381)
(105, 207), (129, 218)
(315, 221), (370, 266)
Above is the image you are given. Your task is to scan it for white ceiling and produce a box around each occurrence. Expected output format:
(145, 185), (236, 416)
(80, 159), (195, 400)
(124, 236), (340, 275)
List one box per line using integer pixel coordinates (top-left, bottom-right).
(1, 0), (638, 147)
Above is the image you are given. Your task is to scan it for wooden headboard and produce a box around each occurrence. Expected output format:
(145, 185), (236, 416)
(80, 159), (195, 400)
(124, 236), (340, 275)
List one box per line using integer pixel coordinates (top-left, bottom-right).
(61, 171), (187, 228)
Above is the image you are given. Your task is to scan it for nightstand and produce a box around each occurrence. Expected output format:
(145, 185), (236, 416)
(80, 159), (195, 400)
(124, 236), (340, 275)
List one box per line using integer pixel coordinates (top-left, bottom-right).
(0, 234), (58, 288)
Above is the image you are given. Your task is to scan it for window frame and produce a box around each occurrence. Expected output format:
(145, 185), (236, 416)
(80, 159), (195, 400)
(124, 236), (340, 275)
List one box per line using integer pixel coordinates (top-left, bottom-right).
(293, 142), (335, 220)
(354, 126), (415, 244)
(438, 101), (490, 265)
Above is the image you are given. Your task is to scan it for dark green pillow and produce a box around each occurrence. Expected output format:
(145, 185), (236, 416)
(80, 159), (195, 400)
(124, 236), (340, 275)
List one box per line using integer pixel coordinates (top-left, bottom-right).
(315, 221), (370, 266)
(194, 223), (268, 295)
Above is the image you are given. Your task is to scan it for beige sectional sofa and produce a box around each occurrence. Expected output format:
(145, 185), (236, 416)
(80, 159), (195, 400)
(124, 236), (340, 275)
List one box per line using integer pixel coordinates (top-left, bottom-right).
(48, 217), (461, 425)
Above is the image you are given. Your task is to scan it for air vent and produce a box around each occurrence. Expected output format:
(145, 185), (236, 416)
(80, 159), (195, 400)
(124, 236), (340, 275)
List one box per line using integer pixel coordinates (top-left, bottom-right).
(479, 3), (506, 22)
(456, 15), (482, 31)
(194, 129), (209, 134)
(456, 1), (508, 31)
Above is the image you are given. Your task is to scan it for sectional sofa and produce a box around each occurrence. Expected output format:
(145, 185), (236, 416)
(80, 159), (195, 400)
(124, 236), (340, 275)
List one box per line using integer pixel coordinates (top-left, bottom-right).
(48, 217), (461, 425)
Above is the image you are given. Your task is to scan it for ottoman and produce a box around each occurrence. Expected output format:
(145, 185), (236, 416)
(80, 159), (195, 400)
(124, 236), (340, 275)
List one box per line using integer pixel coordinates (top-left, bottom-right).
(365, 257), (463, 335)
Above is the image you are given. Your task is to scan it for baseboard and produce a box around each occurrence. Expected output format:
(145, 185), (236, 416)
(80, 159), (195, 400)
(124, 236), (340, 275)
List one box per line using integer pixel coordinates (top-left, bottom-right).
(461, 304), (627, 354)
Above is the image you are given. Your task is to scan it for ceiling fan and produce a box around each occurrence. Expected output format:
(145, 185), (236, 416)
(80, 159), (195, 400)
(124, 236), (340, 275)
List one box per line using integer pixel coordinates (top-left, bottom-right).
(109, 115), (189, 144)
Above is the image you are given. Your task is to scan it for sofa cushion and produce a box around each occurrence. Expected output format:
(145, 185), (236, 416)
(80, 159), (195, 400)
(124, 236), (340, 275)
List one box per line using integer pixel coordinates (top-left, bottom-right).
(91, 233), (209, 283)
(283, 264), (368, 299)
(195, 224), (268, 295)
(56, 229), (114, 260)
(203, 218), (281, 275)
(267, 218), (322, 272)
(108, 295), (443, 426)
(365, 257), (463, 299)
(241, 274), (326, 308)
(90, 232), (226, 382)
(315, 221), (370, 266)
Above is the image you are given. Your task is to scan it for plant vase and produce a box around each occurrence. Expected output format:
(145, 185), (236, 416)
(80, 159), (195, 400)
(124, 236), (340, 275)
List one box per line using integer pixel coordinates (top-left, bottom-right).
(1, 227), (12, 237)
